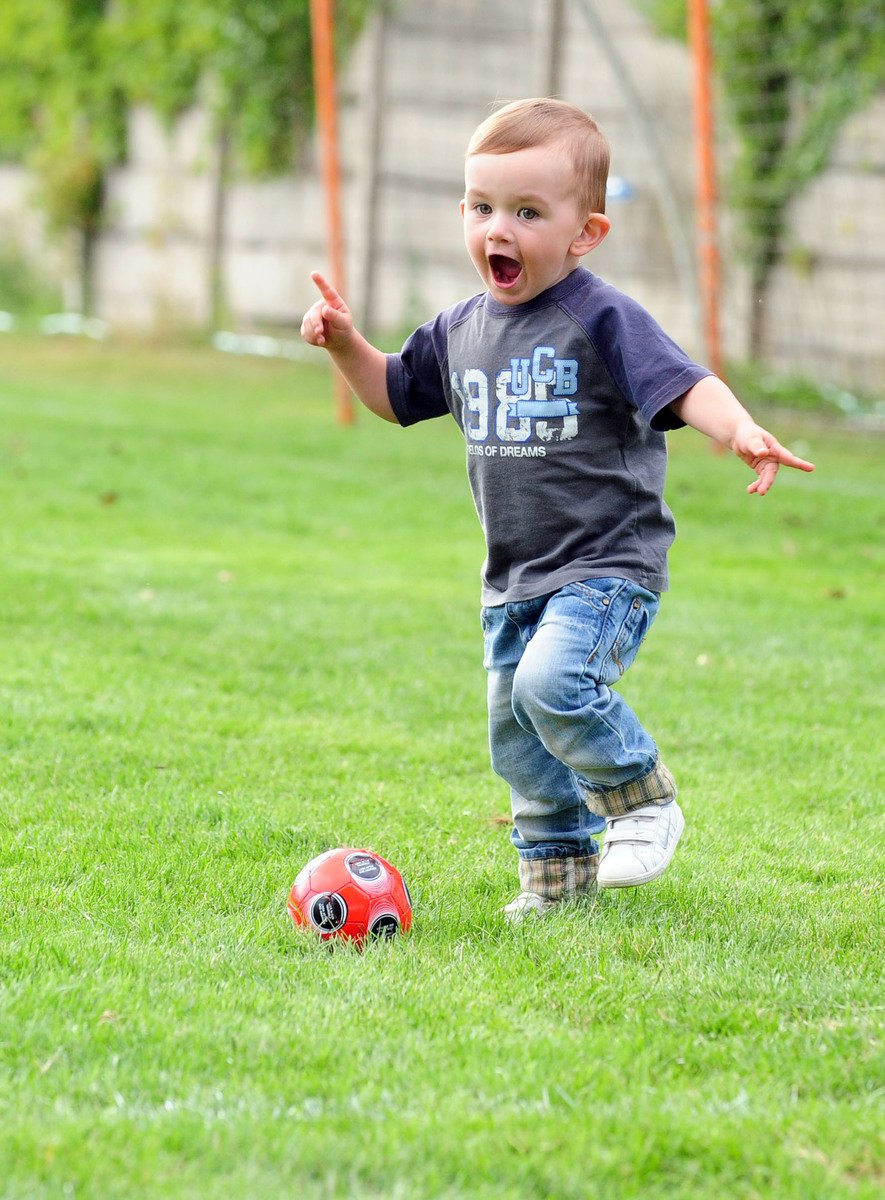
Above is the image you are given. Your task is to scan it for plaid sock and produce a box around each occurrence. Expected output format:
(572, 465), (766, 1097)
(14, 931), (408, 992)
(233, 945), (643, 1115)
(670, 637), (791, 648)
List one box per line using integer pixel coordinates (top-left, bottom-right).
(517, 852), (599, 901)
(581, 758), (677, 818)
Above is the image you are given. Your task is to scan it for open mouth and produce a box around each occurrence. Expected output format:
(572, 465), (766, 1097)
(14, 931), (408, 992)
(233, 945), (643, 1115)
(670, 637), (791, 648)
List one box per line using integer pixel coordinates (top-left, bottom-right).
(489, 254), (523, 288)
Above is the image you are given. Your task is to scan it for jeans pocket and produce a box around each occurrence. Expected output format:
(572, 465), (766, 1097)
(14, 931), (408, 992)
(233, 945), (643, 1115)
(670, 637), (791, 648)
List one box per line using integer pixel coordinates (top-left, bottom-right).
(599, 588), (660, 680)
(565, 577), (626, 614)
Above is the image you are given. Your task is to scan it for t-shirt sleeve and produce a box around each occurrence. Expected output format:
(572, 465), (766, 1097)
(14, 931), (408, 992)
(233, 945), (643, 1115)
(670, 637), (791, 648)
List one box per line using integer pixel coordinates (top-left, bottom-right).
(386, 314), (451, 427)
(586, 291), (714, 431)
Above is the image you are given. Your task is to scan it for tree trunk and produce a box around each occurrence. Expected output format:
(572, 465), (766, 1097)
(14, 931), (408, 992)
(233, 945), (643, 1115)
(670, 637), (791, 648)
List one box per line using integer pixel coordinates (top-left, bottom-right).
(209, 122), (233, 330)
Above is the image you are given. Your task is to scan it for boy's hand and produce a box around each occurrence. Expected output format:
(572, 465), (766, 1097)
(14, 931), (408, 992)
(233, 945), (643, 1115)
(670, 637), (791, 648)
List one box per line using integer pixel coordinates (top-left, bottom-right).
(300, 271), (354, 350)
(297, 271), (397, 422)
(670, 380), (816, 496)
(731, 421), (816, 496)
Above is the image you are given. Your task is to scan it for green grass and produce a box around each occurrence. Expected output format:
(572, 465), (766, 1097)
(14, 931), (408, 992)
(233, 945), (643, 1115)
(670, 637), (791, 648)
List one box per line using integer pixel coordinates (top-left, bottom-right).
(0, 335), (882, 1199)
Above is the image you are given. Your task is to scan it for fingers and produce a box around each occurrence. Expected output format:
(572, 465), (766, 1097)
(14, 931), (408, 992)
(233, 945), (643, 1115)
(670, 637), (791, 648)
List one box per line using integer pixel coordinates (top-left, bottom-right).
(746, 462), (778, 496)
(748, 439), (815, 474)
(778, 449), (815, 473)
(302, 271), (352, 347)
(300, 301), (327, 346)
(310, 270), (344, 308)
(300, 298), (352, 347)
(740, 429), (816, 496)
(744, 449), (816, 496)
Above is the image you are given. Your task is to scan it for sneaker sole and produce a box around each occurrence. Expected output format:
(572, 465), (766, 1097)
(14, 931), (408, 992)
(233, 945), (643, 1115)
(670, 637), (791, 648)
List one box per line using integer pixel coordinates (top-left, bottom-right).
(597, 807), (685, 889)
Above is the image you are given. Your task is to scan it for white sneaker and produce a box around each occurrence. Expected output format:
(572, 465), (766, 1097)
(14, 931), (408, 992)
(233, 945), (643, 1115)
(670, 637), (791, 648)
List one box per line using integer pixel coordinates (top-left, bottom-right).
(597, 801), (685, 888)
(501, 892), (559, 921)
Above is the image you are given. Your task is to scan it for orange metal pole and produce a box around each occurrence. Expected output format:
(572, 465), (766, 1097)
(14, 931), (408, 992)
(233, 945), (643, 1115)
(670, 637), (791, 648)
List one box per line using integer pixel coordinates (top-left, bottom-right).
(688, 0), (724, 381)
(309, 0), (355, 424)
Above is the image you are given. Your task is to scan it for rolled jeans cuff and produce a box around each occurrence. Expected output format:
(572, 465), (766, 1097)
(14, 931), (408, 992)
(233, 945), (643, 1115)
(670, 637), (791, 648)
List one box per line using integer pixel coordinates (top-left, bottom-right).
(581, 759), (677, 818)
(518, 852), (599, 900)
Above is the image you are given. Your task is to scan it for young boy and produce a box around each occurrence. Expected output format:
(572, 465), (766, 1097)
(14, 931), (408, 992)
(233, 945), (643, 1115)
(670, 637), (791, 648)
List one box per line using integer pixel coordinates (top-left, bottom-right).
(301, 98), (814, 919)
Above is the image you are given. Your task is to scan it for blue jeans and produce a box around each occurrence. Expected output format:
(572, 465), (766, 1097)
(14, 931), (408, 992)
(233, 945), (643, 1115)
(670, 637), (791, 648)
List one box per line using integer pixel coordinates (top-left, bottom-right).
(482, 577), (666, 868)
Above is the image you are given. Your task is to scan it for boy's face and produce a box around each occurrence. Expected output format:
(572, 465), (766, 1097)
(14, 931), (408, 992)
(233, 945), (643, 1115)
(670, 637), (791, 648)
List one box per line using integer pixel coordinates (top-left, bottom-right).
(461, 142), (609, 306)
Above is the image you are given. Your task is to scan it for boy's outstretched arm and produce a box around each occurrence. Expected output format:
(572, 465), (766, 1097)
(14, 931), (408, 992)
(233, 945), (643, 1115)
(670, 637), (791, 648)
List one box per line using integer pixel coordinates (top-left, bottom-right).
(300, 271), (399, 423)
(670, 375), (815, 496)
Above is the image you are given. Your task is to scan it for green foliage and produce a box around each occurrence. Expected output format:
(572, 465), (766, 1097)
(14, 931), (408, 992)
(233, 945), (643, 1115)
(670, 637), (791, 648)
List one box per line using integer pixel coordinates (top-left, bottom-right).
(101, 0), (206, 124)
(202, 1), (320, 175)
(637, 0), (686, 40)
(0, 0), (375, 315)
(0, 244), (63, 317)
(641, 0), (885, 220)
(0, 4), (48, 159)
(0, 0), (377, 183)
(106, 0), (320, 173)
(639, 1), (885, 349)
(715, 2), (885, 278)
(106, 0), (375, 169)
(0, 0), (122, 236)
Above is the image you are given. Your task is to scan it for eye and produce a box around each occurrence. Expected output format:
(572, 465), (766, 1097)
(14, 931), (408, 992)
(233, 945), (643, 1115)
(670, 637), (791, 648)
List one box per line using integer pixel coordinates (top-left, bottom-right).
(518, 207), (540, 220)
(474, 202), (492, 215)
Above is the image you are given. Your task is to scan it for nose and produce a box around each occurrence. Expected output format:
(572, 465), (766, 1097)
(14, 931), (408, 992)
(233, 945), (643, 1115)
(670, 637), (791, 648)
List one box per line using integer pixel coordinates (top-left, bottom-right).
(486, 212), (513, 244)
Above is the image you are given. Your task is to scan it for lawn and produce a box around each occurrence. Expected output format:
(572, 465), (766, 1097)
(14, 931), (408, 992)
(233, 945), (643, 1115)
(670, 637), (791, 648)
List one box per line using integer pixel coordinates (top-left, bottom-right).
(0, 336), (882, 1199)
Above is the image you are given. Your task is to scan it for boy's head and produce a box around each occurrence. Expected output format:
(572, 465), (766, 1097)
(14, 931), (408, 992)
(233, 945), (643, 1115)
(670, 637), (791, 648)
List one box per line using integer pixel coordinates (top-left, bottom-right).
(461, 98), (611, 306)
(466, 97), (610, 216)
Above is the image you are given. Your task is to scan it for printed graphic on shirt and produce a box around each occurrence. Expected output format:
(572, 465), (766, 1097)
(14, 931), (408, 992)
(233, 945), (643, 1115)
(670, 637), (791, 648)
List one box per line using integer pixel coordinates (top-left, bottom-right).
(451, 345), (579, 453)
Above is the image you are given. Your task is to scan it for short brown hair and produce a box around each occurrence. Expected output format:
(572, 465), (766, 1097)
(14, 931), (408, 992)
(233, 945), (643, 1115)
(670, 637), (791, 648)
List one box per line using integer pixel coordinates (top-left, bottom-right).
(466, 97), (611, 214)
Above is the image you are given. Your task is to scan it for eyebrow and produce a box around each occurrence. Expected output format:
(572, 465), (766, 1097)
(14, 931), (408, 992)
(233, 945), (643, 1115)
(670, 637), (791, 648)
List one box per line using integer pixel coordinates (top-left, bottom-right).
(464, 188), (548, 205)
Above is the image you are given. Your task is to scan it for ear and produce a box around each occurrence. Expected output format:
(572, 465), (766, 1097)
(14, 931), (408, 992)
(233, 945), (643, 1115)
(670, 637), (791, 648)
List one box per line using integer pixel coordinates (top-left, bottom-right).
(570, 213), (611, 258)
(459, 198), (466, 219)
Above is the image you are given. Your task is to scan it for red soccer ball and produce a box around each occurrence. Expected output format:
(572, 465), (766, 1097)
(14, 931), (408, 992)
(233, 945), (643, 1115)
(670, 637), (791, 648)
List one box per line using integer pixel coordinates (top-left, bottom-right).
(287, 847), (413, 946)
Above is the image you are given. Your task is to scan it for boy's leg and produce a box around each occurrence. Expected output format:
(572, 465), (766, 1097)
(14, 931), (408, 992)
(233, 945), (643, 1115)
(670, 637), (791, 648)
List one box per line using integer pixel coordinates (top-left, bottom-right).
(490, 664), (603, 900)
(507, 579), (683, 888)
(484, 599), (604, 907)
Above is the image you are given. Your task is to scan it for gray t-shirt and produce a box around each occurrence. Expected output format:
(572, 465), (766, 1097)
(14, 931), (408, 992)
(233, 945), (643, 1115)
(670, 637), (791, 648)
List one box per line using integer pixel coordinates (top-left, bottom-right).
(386, 268), (711, 605)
